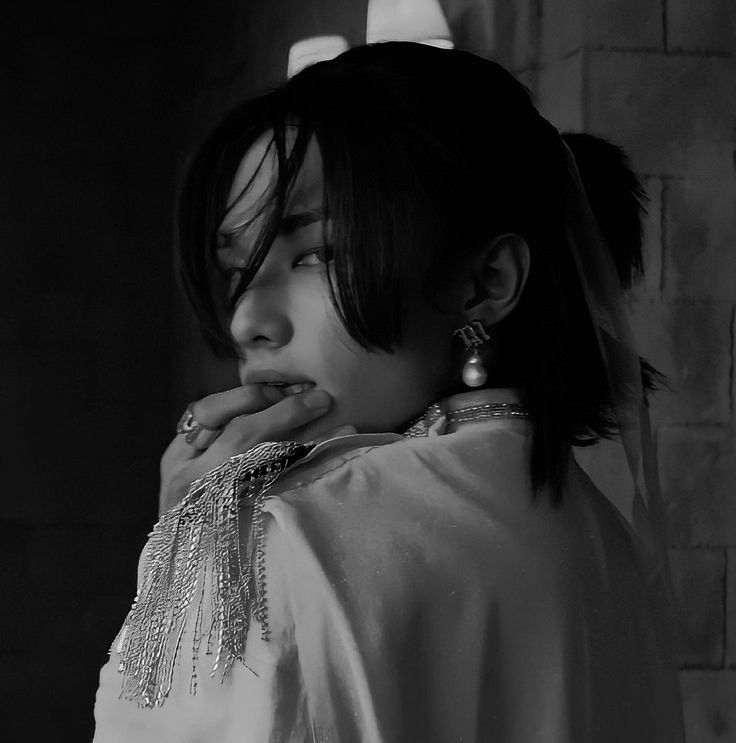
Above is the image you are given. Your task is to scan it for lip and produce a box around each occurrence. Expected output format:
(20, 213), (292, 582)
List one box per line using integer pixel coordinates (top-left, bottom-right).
(243, 370), (314, 386)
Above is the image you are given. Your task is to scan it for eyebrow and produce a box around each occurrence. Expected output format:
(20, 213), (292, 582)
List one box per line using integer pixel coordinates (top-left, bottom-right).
(278, 209), (323, 235)
(216, 208), (324, 266)
(218, 208), (323, 240)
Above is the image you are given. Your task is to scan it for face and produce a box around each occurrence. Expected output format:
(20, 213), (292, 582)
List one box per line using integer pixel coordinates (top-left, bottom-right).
(217, 129), (462, 439)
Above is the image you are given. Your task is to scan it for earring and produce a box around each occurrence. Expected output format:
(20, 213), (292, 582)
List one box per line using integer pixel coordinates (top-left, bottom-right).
(453, 320), (490, 388)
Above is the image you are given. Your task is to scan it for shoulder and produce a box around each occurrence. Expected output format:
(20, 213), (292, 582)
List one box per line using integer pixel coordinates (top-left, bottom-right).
(263, 422), (548, 598)
(271, 420), (533, 509)
(260, 426), (653, 660)
(268, 422), (532, 525)
(264, 422), (642, 603)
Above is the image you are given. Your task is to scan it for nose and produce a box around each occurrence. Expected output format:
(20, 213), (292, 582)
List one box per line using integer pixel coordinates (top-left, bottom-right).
(229, 284), (294, 354)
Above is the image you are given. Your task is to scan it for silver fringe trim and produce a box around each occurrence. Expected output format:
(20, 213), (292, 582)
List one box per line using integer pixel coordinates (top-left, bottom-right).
(114, 440), (314, 708)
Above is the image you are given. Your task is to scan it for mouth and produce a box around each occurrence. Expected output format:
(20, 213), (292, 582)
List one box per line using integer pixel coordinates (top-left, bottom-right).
(261, 381), (315, 397)
(244, 371), (315, 397)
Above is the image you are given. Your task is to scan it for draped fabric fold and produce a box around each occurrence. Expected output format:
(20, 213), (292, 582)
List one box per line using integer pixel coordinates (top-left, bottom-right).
(560, 142), (680, 727)
(560, 140), (668, 556)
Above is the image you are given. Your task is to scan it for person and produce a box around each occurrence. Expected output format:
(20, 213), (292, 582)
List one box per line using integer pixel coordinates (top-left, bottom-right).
(93, 41), (684, 742)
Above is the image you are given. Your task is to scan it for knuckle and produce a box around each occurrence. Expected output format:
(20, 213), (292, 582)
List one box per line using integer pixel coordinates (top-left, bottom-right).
(217, 422), (247, 451)
(189, 397), (217, 427)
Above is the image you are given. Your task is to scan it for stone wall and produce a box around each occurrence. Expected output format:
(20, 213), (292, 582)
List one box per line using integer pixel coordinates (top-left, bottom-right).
(486, 0), (736, 739)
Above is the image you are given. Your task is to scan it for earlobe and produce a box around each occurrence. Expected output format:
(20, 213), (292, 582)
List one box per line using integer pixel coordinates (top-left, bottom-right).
(461, 233), (530, 326)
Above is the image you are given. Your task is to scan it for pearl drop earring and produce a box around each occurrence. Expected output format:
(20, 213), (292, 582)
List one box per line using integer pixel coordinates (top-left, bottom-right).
(453, 320), (490, 388)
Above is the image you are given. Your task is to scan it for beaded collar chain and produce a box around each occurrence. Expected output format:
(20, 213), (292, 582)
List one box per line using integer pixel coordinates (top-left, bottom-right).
(113, 399), (528, 708)
(404, 401), (528, 437)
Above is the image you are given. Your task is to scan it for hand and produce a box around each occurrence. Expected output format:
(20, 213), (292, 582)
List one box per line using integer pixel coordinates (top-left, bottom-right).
(159, 383), (354, 514)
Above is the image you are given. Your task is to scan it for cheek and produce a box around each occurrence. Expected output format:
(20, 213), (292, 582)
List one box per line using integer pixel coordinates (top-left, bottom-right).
(296, 280), (345, 349)
(289, 278), (359, 384)
(326, 333), (454, 431)
(291, 281), (458, 429)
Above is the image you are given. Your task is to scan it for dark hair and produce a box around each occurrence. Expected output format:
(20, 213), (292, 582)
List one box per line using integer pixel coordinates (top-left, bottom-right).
(178, 41), (654, 500)
(560, 132), (647, 289)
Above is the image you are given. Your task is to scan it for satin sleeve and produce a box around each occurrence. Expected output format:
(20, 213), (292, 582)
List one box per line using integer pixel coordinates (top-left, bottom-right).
(260, 429), (683, 743)
(262, 497), (407, 743)
(258, 432), (550, 743)
(95, 424), (683, 743)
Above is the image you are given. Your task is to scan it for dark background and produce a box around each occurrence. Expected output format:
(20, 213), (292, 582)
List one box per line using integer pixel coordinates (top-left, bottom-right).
(2, 1), (734, 740)
(2, 2), (368, 739)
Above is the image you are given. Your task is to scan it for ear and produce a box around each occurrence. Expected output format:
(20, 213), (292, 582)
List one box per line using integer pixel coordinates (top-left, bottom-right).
(459, 233), (530, 326)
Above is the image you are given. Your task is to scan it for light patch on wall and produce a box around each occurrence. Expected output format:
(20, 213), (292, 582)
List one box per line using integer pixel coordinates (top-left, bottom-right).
(418, 38), (454, 48)
(287, 36), (349, 79)
(366, 0), (453, 46)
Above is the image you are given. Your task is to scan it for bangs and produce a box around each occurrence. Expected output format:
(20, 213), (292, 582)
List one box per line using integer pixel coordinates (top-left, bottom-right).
(215, 126), (314, 316)
(179, 108), (322, 357)
(179, 79), (443, 360)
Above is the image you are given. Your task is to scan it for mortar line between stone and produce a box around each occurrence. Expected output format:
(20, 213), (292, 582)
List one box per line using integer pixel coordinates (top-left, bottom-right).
(581, 47), (589, 132)
(729, 305), (735, 415)
(722, 548), (728, 669)
(587, 44), (728, 57)
(659, 178), (667, 295)
(661, 0), (668, 51)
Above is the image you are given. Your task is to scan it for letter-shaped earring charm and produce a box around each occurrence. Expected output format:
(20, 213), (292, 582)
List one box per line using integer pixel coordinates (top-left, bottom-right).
(454, 320), (490, 388)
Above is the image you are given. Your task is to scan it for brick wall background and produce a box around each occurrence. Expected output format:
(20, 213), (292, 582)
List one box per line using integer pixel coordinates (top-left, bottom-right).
(489, 1), (736, 739)
(2, 1), (733, 740)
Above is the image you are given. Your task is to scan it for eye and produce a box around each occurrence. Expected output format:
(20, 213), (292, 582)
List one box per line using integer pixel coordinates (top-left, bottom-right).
(294, 246), (334, 267)
(222, 266), (248, 303)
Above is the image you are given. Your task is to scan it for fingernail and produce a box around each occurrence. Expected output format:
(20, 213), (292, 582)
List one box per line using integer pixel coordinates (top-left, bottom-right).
(302, 389), (331, 410)
(283, 381), (315, 397)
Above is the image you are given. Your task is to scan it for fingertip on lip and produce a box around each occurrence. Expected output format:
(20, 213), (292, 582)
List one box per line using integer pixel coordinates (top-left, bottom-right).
(302, 388), (331, 410)
(260, 381), (318, 402)
(283, 381), (316, 396)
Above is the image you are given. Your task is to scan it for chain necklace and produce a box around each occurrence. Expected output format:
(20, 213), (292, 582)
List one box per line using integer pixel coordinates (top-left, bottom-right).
(404, 401), (529, 437)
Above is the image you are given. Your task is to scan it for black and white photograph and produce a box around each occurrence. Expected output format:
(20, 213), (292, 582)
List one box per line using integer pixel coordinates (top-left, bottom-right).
(3, 1), (735, 740)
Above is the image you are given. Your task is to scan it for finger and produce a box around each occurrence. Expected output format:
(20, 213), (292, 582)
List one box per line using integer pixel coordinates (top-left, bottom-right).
(189, 383), (310, 429)
(209, 388), (332, 455)
(164, 385), (298, 466)
(161, 389), (335, 509)
(185, 426), (223, 451)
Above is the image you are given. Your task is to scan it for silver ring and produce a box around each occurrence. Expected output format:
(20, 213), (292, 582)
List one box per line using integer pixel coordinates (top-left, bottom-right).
(176, 406), (221, 449)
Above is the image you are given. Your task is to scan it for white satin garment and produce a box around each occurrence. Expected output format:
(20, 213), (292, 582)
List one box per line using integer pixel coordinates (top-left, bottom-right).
(93, 389), (683, 742)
